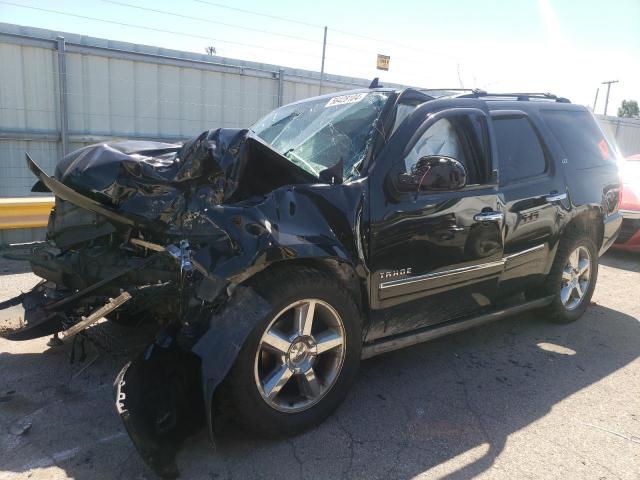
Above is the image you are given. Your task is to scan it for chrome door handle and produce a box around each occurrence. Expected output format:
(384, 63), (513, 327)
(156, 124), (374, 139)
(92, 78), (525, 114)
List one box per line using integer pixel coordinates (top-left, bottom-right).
(546, 193), (567, 202)
(473, 211), (504, 222)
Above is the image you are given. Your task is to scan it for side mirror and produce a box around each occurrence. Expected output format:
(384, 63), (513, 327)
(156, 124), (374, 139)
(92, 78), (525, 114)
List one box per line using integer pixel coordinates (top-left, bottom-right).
(407, 155), (467, 191)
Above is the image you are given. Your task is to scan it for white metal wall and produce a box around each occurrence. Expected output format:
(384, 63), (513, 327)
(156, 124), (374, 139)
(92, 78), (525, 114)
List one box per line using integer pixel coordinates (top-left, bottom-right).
(597, 115), (640, 157)
(0, 22), (379, 244)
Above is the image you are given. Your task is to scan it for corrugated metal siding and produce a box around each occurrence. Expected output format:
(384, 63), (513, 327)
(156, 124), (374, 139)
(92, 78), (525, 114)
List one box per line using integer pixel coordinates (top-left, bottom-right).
(0, 22), (392, 245)
(597, 115), (640, 157)
(0, 43), (59, 132)
(63, 53), (282, 136)
(0, 41), (61, 214)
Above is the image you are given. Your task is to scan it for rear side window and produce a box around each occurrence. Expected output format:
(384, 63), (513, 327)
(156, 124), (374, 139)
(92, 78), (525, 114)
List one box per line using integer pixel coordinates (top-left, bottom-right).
(493, 116), (547, 183)
(541, 109), (612, 168)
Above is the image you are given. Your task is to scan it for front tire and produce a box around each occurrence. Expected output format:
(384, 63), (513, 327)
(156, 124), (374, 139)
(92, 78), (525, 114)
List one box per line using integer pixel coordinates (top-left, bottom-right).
(218, 266), (362, 437)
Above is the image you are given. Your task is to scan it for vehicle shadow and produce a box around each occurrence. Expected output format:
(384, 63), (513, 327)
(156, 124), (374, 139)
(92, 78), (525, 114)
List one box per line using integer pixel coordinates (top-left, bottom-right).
(1, 304), (638, 479)
(600, 248), (640, 273)
(0, 256), (35, 275)
(187, 302), (640, 479)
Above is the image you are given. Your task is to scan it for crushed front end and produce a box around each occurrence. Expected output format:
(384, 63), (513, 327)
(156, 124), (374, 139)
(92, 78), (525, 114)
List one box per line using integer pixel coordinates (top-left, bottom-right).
(0, 128), (321, 477)
(1, 90), (385, 477)
(0, 127), (368, 478)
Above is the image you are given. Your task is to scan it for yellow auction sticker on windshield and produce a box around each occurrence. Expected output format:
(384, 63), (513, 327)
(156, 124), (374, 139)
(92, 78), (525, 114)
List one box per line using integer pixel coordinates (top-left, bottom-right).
(325, 93), (367, 107)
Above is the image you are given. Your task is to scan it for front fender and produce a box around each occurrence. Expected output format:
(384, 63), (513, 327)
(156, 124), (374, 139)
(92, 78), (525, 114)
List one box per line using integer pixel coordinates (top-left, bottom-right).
(194, 183), (366, 286)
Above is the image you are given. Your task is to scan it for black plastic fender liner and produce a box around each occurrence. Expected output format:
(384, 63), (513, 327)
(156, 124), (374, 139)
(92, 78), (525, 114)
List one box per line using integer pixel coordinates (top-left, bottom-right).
(114, 286), (271, 478)
(191, 285), (272, 441)
(114, 330), (205, 479)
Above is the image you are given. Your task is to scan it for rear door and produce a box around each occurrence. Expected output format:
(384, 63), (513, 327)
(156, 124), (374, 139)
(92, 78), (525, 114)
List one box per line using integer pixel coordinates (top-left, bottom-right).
(490, 109), (567, 295)
(366, 99), (505, 339)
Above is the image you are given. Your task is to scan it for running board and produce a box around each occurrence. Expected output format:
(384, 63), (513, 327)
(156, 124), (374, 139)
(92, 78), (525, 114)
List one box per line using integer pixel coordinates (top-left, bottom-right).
(361, 295), (554, 359)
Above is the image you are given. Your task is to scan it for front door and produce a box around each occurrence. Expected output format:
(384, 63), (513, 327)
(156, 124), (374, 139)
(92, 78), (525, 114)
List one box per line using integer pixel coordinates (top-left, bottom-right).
(366, 99), (505, 340)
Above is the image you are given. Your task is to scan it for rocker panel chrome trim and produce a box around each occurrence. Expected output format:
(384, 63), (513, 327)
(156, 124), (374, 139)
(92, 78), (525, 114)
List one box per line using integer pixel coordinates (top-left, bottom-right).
(379, 260), (505, 291)
(361, 295), (554, 359)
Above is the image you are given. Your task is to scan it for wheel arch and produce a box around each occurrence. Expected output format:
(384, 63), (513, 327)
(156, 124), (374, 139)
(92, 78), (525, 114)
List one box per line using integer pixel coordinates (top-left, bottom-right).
(563, 206), (604, 249)
(239, 257), (368, 322)
(545, 206), (604, 273)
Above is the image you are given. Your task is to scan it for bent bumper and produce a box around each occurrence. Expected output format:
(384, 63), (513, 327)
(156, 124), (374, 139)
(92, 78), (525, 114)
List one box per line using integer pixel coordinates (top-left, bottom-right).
(0, 284), (68, 340)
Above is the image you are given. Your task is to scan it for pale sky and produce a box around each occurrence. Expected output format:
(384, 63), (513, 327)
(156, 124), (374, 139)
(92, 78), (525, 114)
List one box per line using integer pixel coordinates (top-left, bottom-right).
(1, 0), (638, 114)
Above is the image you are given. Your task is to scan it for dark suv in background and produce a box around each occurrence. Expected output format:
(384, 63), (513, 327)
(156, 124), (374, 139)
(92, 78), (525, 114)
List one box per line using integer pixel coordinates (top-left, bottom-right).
(1, 86), (621, 477)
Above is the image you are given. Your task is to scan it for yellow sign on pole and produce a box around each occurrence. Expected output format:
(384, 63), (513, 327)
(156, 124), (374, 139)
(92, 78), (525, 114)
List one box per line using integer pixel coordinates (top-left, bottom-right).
(376, 54), (390, 71)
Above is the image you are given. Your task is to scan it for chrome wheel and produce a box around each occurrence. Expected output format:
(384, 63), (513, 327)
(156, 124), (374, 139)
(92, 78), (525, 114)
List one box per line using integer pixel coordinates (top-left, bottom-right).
(560, 246), (591, 310)
(254, 299), (346, 413)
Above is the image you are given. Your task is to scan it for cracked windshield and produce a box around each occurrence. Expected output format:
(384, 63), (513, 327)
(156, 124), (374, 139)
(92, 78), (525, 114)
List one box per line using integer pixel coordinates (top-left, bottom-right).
(251, 91), (390, 179)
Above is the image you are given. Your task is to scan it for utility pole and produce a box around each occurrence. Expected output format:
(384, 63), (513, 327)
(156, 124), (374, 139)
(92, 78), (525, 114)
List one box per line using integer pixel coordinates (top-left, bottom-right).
(602, 80), (619, 116)
(319, 26), (327, 95)
(592, 87), (599, 113)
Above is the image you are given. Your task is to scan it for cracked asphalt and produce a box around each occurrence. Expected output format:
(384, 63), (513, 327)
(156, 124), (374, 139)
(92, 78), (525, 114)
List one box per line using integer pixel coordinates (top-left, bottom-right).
(1, 250), (639, 480)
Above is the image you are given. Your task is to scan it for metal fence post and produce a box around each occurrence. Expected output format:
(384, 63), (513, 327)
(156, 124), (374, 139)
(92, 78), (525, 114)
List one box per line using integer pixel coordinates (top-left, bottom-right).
(277, 69), (284, 107)
(56, 36), (69, 156)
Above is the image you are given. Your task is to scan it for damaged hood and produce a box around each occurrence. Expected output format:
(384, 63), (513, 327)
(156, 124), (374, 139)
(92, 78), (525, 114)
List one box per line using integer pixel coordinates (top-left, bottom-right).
(39, 128), (316, 226)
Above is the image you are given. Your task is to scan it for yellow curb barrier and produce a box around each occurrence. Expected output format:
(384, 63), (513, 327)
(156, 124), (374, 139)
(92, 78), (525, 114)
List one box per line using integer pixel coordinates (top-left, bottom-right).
(0, 197), (54, 229)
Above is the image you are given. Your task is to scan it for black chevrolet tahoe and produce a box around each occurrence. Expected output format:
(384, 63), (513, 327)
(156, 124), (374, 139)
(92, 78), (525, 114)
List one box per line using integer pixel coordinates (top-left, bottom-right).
(0, 87), (622, 477)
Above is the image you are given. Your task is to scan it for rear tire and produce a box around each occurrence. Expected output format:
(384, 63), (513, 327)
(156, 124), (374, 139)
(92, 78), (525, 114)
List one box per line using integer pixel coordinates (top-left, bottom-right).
(528, 232), (598, 323)
(217, 266), (362, 437)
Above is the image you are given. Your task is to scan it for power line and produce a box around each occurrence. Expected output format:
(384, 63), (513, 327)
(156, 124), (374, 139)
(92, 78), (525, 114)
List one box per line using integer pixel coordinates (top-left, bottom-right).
(329, 27), (458, 61)
(191, 0), (323, 29)
(0, 1), (321, 59)
(190, 0), (462, 62)
(99, 0), (458, 70)
(99, 0), (463, 76)
(1, 1), (466, 87)
(0, 1), (418, 75)
(100, 0), (322, 45)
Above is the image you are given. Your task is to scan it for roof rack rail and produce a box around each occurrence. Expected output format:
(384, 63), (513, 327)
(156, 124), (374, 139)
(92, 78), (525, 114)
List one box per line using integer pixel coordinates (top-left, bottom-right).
(456, 91), (571, 103)
(419, 88), (482, 93)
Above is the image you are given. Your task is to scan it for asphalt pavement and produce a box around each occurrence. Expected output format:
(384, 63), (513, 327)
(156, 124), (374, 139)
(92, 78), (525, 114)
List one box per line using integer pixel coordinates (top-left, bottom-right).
(0, 250), (639, 480)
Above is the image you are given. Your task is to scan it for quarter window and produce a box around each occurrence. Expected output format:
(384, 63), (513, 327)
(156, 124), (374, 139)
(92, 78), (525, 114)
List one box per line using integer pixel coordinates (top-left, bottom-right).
(541, 109), (614, 168)
(493, 116), (547, 183)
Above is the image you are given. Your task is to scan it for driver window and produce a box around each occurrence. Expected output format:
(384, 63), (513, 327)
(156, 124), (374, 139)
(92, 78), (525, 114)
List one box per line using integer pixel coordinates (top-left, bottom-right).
(403, 114), (490, 187)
